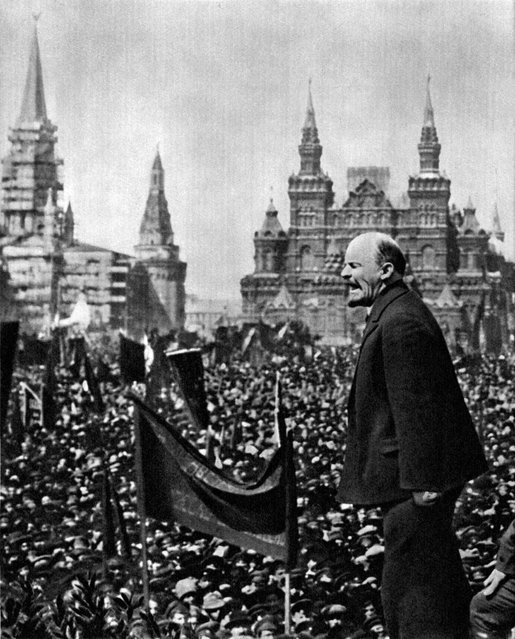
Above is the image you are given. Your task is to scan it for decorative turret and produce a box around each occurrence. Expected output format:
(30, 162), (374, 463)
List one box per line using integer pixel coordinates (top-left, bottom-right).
(461, 197), (481, 235)
(43, 188), (55, 252)
(63, 201), (74, 246)
(253, 197), (287, 273)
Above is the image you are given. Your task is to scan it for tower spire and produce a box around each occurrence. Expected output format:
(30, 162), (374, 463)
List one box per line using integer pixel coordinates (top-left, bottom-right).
(138, 152), (173, 246)
(424, 74), (435, 127)
(417, 75), (441, 175)
(298, 79), (322, 175)
(18, 18), (48, 124)
(491, 202), (504, 241)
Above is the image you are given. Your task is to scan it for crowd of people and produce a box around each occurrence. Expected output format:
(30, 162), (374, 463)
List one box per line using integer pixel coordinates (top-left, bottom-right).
(1, 338), (514, 638)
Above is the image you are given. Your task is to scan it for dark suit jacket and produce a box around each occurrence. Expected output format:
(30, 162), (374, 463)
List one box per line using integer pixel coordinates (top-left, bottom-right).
(338, 280), (488, 505)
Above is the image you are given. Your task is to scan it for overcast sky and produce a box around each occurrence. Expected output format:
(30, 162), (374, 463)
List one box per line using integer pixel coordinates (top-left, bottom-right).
(1, 0), (513, 299)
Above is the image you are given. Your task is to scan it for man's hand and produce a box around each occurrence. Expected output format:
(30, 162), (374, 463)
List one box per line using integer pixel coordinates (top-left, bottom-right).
(482, 568), (507, 597)
(412, 491), (442, 506)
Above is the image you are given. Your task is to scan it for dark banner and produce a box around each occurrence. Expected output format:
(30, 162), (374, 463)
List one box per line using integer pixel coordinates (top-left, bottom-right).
(167, 349), (210, 430)
(18, 336), (50, 367)
(132, 395), (297, 566)
(119, 333), (146, 384)
(0, 321), (19, 434)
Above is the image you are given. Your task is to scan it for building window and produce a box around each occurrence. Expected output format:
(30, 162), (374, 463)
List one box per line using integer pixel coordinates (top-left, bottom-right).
(421, 245), (436, 269)
(300, 245), (314, 271)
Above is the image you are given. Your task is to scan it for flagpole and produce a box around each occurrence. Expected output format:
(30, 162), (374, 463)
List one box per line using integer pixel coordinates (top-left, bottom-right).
(133, 406), (151, 608)
(275, 371), (296, 636)
(284, 571), (291, 635)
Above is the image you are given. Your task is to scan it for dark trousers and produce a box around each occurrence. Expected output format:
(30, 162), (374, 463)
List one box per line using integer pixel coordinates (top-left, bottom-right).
(380, 488), (471, 639)
(469, 576), (515, 639)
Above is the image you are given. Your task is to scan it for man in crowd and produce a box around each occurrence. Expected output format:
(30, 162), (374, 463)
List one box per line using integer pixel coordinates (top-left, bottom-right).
(470, 518), (515, 638)
(337, 232), (488, 638)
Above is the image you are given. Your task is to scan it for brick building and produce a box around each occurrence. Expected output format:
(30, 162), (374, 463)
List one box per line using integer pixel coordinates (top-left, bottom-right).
(241, 80), (513, 350)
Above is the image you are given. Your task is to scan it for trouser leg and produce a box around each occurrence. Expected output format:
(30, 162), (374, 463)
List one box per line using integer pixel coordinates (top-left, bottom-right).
(380, 488), (470, 639)
(470, 577), (515, 639)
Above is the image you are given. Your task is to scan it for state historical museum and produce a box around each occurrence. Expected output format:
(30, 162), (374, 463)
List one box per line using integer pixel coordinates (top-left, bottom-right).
(241, 82), (513, 351)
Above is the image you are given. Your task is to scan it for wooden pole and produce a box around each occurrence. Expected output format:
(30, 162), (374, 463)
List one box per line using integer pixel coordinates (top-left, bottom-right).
(133, 406), (151, 608)
(284, 571), (291, 635)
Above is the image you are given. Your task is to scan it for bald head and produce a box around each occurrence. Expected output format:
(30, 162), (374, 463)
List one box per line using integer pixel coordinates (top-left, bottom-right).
(341, 233), (405, 307)
(351, 232), (406, 275)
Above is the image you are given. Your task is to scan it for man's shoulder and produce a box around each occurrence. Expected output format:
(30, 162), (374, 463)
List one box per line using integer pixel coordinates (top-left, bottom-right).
(381, 289), (438, 331)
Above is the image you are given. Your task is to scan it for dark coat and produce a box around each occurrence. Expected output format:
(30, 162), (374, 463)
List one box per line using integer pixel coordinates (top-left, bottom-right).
(338, 280), (488, 505)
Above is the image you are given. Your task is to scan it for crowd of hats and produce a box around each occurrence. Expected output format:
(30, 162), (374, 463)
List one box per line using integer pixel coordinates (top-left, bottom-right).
(1, 343), (514, 639)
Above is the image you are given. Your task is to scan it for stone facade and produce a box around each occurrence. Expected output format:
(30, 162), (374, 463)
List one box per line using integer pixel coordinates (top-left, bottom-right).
(241, 81), (513, 349)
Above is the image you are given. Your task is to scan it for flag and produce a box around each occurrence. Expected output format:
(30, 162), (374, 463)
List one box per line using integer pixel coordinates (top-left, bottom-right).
(119, 333), (146, 384)
(274, 374), (298, 569)
(167, 349), (210, 430)
(84, 354), (104, 414)
(0, 321), (19, 434)
(19, 335), (50, 366)
(132, 394), (298, 566)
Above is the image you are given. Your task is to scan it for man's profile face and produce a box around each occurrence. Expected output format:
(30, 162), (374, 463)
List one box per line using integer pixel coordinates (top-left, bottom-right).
(341, 236), (384, 307)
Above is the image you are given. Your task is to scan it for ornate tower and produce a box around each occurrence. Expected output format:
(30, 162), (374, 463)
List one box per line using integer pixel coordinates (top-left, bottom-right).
(253, 198), (288, 273)
(240, 196), (288, 319)
(400, 77), (453, 297)
(1, 20), (63, 237)
(0, 21), (64, 331)
(131, 150), (186, 334)
(287, 82), (334, 279)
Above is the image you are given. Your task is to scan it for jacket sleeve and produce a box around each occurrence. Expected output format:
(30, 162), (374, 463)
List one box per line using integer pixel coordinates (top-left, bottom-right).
(496, 519), (515, 575)
(382, 311), (446, 492)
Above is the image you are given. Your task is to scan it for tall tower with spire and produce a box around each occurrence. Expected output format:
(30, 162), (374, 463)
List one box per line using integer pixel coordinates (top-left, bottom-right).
(1, 20), (63, 237)
(398, 76), (455, 298)
(131, 150), (186, 334)
(287, 81), (334, 279)
(0, 20), (65, 329)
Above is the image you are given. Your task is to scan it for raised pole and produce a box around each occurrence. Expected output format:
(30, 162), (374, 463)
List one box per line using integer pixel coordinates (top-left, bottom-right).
(284, 571), (292, 634)
(133, 406), (151, 608)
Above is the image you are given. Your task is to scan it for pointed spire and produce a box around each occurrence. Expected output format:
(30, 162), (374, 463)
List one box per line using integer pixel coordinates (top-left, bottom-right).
(423, 74), (435, 127)
(266, 197), (277, 215)
(260, 196), (284, 235)
(491, 202), (504, 241)
(304, 78), (317, 130)
(417, 75), (441, 174)
(18, 19), (48, 124)
(150, 148), (164, 191)
(138, 152), (173, 246)
(63, 201), (74, 245)
(153, 145), (163, 171)
(465, 196), (475, 210)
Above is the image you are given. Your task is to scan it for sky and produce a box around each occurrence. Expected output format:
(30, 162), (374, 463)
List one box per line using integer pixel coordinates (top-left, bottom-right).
(1, 0), (513, 299)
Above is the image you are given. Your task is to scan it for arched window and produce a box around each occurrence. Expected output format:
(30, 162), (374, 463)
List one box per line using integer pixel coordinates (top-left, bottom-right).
(264, 249), (274, 271)
(300, 245), (315, 271)
(421, 245), (436, 269)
